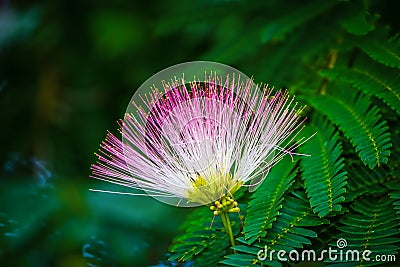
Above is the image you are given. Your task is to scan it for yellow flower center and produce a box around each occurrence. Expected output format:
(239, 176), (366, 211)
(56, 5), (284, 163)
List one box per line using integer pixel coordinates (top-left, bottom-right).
(187, 173), (242, 205)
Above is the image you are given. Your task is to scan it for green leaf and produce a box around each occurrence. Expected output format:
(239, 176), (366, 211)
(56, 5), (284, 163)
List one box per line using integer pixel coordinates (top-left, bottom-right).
(223, 191), (328, 267)
(387, 182), (400, 219)
(321, 60), (400, 115)
(243, 157), (297, 244)
(168, 207), (225, 262)
(328, 195), (400, 266)
(300, 115), (347, 217)
(308, 87), (392, 169)
(345, 164), (391, 202)
(359, 34), (400, 70)
(193, 236), (229, 267)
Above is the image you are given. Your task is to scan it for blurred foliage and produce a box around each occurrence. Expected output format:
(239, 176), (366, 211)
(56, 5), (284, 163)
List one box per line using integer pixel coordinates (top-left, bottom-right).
(1, 0), (400, 266)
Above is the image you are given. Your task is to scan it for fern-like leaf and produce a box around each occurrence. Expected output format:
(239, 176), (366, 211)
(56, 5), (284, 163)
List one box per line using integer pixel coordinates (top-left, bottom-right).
(359, 34), (400, 70)
(223, 191), (328, 267)
(243, 157), (297, 244)
(309, 87), (392, 169)
(300, 115), (347, 217)
(346, 164), (393, 202)
(168, 207), (226, 262)
(168, 203), (243, 265)
(329, 195), (400, 266)
(387, 182), (400, 219)
(321, 60), (400, 115)
(193, 237), (229, 267)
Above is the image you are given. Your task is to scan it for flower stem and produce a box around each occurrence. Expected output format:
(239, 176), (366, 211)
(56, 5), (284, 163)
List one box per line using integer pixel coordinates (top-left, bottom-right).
(220, 210), (236, 251)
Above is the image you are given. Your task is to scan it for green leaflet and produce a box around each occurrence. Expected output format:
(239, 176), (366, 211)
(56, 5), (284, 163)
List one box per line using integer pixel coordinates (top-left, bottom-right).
(321, 60), (400, 116)
(300, 115), (347, 217)
(192, 236), (230, 267)
(328, 195), (400, 266)
(359, 34), (400, 70)
(223, 192), (328, 267)
(345, 164), (394, 202)
(308, 88), (392, 169)
(243, 157), (298, 244)
(168, 204), (242, 265)
(168, 206), (225, 262)
(387, 182), (400, 219)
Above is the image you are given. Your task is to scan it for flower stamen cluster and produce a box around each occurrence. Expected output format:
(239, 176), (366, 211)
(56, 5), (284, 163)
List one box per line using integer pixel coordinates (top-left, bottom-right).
(210, 196), (240, 216)
(90, 74), (311, 208)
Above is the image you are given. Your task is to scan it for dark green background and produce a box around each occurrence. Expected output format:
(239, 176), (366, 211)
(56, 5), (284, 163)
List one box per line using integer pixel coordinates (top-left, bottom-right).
(1, 0), (399, 266)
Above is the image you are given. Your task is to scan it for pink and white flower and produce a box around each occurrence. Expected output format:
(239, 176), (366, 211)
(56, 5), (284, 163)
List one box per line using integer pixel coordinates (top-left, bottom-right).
(91, 74), (310, 207)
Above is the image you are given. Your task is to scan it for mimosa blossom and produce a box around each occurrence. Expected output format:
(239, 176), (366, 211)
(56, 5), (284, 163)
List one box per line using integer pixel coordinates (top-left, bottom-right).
(91, 74), (310, 207)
